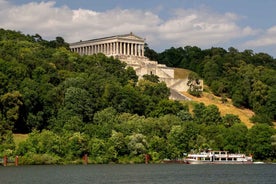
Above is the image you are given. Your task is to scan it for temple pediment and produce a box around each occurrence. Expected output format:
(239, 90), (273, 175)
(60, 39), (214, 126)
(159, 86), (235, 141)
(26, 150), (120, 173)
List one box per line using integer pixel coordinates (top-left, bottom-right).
(117, 32), (144, 41)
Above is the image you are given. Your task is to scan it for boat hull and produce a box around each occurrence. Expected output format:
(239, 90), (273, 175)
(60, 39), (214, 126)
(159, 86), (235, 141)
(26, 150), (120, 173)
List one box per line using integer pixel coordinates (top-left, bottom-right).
(185, 151), (253, 165)
(185, 160), (253, 165)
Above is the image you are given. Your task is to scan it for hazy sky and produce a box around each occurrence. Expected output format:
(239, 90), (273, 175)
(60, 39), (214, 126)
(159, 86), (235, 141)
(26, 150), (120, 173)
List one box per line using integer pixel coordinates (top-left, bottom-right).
(1, 0), (275, 57)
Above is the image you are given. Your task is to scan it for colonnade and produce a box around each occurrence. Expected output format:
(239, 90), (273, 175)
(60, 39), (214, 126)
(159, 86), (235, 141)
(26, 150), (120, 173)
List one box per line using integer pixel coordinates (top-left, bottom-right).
(71, 41), (144, 57)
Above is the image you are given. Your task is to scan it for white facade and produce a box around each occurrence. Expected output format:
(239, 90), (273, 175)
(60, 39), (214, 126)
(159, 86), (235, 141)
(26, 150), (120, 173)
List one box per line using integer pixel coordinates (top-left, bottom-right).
(70, 32), (144, 57)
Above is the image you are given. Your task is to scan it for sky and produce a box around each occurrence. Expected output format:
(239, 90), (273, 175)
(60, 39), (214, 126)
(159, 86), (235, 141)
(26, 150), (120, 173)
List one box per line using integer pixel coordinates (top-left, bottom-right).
(0, 0), (275, 57)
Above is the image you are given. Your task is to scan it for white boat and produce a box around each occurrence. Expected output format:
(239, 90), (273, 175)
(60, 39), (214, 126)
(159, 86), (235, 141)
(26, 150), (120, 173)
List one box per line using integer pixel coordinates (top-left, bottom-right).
(185, 151), (253, 164)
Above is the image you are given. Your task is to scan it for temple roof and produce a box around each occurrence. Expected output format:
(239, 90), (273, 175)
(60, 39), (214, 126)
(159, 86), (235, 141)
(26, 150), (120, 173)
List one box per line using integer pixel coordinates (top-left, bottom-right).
(70, 32), (144, 46)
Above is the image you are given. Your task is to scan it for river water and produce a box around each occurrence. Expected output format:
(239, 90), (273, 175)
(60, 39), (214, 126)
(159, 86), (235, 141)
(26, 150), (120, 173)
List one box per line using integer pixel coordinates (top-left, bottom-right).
(0, 164), (275, 184)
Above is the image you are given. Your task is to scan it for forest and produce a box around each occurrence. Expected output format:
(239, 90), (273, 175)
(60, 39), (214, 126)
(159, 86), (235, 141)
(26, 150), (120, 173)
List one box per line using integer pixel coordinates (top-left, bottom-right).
(0, 28), (275, 164)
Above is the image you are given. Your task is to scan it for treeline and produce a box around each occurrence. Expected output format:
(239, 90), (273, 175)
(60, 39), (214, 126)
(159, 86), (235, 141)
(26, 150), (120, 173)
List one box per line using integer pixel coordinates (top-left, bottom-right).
(0, 29), (275, 164)
(145, 45), (276, 125)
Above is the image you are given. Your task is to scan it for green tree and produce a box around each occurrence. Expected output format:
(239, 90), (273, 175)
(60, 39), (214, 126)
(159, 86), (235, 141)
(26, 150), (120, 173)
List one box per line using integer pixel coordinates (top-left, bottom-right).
(66, 132), (88, 159)
(158, 47), (185, 67)
(265, 88), (276, 121)
(127, 133), (148, 156)
(176, 109), (193, 121)
(203, 125), (226, 150)
(143, 74), (159, 83)
(223, 123), (248, 153)
(63, 87), (93, 122)
(0, 130), (15, 157)
(247, 124), (274, 160)
(249, 80), (269, 113)
(0, 91), (26, 132)
(202, 58), (221, 85)
(222, 114), (241, 128)
(202, 105), (222, 125)
(149, 100), (184, 117)
(108, 130), (128, 158)
(167, 125), (187, 159)
(148, 136), (167, 161)
(92, 107), (118, 139)
(187, 72), (202, 97)
(144, 43), (159, 61)
(271, 135), (276, 159)
(88, 138), (108, 163)
(192, 103), (206, 124)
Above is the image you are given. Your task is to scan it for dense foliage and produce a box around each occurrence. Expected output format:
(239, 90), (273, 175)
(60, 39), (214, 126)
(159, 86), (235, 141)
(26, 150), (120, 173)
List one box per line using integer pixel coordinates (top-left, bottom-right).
(146, 46), (276, 125)
(0, 29), (275, 164)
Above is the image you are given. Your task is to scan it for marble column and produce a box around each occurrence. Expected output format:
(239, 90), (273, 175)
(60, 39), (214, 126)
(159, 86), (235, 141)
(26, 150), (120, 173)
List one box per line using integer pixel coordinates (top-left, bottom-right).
(105, 43), (108, 54)
(127, 43), (130, 55)
(106, 43), (109, 54)
(106, 43), (109, 55)
(112, 42), (115, 54)
(137, 45), (140, 56)
(123, 42), (126, 55)
(134, 44), (137, 56)
(130, 43), (133, 55)
(120, 42), (122, 55)
(116, 42), (119, 55)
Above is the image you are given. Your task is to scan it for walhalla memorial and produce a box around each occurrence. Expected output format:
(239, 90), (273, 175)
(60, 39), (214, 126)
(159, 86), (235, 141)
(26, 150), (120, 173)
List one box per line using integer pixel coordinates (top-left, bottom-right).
(69, 32), (203, 100)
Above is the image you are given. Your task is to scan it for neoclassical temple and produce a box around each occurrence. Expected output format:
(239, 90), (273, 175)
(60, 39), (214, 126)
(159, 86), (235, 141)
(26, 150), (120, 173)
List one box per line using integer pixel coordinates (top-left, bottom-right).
(70, 33), (201, 99)
(69, 32), (145, 57)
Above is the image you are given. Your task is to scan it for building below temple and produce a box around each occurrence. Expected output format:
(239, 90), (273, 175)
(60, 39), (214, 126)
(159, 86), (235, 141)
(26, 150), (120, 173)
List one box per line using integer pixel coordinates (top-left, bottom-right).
(70, 33), (201, 100)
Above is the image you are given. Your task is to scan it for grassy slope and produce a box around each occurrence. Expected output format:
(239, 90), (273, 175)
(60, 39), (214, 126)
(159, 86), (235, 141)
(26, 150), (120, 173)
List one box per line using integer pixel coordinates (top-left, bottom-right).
(175, 68), (256, 128)
(174, 68), (191, 79)
(182, 91), (255, 128)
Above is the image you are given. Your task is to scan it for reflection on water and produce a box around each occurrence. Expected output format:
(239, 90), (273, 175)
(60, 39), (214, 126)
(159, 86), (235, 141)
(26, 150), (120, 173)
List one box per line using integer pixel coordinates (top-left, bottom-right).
(0, 164), (275, 184)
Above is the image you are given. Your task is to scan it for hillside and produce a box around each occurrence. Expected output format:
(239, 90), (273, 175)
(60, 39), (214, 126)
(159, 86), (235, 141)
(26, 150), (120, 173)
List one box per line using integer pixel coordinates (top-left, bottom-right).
(154, 46), (276, 126)
(182, 91), (255, 128)
(175, 67), (255, 128)
(0, 29), (275, 163)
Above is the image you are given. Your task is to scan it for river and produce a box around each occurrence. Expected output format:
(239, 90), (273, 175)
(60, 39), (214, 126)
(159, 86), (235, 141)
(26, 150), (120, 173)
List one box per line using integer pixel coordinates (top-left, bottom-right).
(0, 164), (275, 184)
